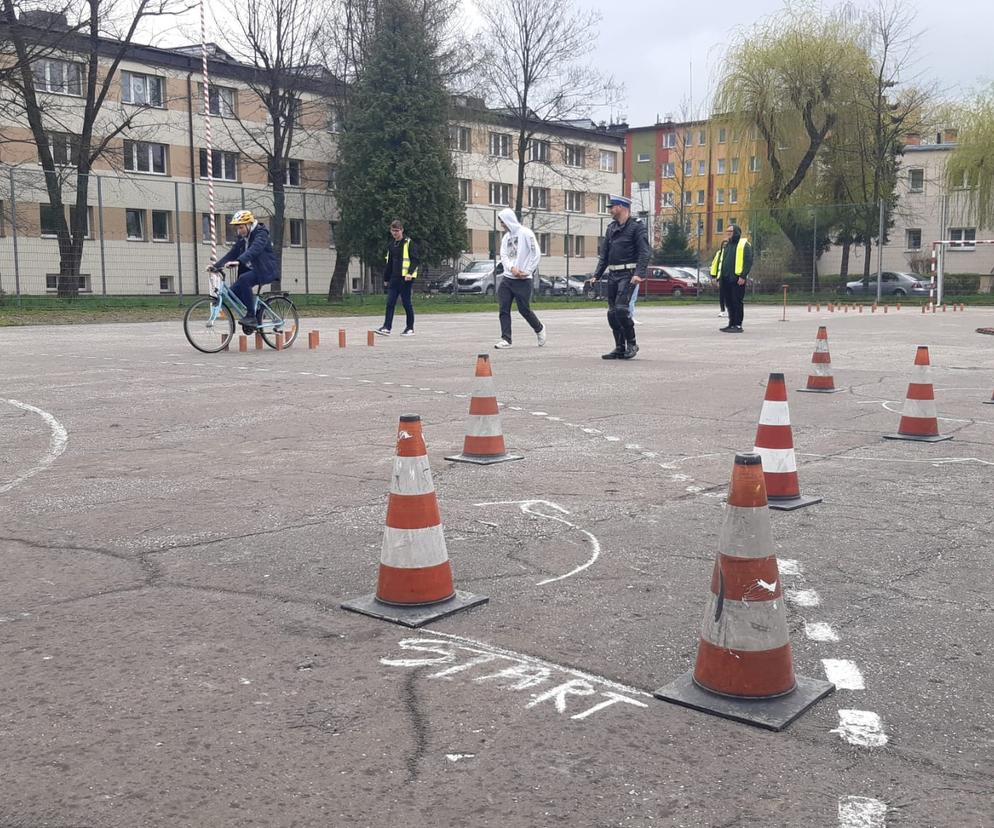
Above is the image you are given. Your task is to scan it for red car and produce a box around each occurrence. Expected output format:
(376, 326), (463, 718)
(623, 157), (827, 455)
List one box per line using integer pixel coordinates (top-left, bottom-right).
(640, 266), (700, 297)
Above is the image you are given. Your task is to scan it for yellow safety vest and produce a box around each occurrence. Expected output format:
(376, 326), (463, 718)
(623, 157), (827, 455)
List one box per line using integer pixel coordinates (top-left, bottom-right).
(710, 238), (749, 277)
(385, 238), (418, 278)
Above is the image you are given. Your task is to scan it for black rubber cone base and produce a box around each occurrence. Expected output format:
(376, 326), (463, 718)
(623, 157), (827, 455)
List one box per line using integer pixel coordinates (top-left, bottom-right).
(340, 590), (489, 628)
(768, 494), (822, 511)
(984, 400), (994, 405)
(883, 433), (952, 443)
(796, 387), (845, 394)
(445, 451), (523, 465)
(654, 672), (835, 732)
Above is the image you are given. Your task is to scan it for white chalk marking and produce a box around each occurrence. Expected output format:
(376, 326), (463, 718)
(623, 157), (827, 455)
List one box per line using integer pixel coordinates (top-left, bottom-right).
(625, 444), (641, 450)
(531, 411), (548, 416)
(778, 558), (802, 576)
(582, 427), (602, 434)
(446, 754), (476, 762)
(473, 662), (552, 690)
(382, 381), (394, 385)
(604, 436), (621, 442)
(786, 588), (821, 607)
(755, 579), (778, 593)
(822, 659), (865, 690)
(509, 406), (522, 411)
(799, 451), (994, 468)
(570, 691), (649, 720)
(832, 710), (887, 747)
(838, 795), (888, 828)
(525, 679), (598, 712)
(545, 416), (562, 422)
(805, 622), (840, 642)
(474, 499), (601, 585)
(685, 485), (705, 493)
(2, 400), (69, 495)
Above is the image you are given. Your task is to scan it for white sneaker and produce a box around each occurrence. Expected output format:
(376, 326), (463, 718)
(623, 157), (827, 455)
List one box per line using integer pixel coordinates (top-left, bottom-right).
(718, 311), (727, 318)
(401, 329), (415, 337)
(494, 339), (513, 349)
(632, 318), (642, 325)
(536, 327), (547, 347)
(373, 326), (391, 336)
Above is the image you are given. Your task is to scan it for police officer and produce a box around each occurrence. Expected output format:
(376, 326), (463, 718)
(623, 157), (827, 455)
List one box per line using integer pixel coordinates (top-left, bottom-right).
(588, 195), (651, 359)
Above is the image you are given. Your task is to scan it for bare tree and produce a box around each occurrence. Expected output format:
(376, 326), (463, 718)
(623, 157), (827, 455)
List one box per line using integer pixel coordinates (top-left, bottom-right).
(473, 0), (620, 216)
(214, 0), (335, 289)
(0, 0), (192, 296)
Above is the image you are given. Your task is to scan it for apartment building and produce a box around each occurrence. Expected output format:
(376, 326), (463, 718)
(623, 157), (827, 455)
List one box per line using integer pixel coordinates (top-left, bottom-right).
(625, 117), (763, 260)
(448, 96), (625, 279)
(820, 130), (994, 284)
(0, 16), (345, 297)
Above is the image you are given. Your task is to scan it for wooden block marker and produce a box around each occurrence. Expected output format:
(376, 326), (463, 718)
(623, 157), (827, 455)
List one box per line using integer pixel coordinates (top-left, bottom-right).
(239, 335), (247, 352)
(222, 335), (230, 350)
(255, 332), (263, 350)
(367, 330), (375, 346)
(308, 330), (320, 349)
(275, 332), (284, 351)
(338, 329), (346, 348)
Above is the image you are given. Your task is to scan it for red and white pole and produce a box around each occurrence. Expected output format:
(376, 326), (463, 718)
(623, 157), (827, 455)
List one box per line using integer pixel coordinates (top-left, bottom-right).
(200, 0), (217, 267)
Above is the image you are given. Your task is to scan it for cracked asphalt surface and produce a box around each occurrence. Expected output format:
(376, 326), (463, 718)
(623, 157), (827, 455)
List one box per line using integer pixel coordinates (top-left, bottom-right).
(1, 303), (992, 827)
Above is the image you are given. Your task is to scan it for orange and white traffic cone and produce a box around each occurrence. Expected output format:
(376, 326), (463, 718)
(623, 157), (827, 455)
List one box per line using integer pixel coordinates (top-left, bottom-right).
(754, 373), (821, 510)
(883, 346), (952, 442)
(446, 354), (522, 465)
(797, 326), (843, 394)
(341, 414), (489, 627)
(654, 452), (834, 731)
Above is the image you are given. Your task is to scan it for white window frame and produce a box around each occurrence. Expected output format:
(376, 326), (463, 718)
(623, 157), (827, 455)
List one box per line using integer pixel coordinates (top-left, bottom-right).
(46, 132), (79, 167)
(33, 58), (84, 96)
(905, 228), (922, 250)
(750, 156), (760, 173)
(717, 158), (726, 174)
(731, 157), (739, 174)
(698, 130), (706, 146)
(729, 188), (738, 204)
(698, 160), (706, 176)
(683, 160), (693, 177)
(564, 190), (585, 213)
(122, 71), (164, 108)
(530, 140), (551, 162)
(662, 192), (674, 207)
(565, 144), (585, 167)
(636, 152), (650, 163)
(697, 190), (705, 205)
(564, 233), (584, 258)
(489, 132), (511, 158)
(449, 125), (470, 152)
(597, 193), (610, 214)
(151, 210), (171, 242)
(538, 232), (550, 255)
(283, 159), (302, 187)
(200, 83), (237, 118)
(599, 150), (617, 172)
(662, 163), (675, 179)
(289, 218), (304, 247)
(682, 191), (692, 206)
(663, 133), (676, 148)
(948, 227), (976, 250)
(458, 178), (472, 204)
(199, 148), (238, 182)
(718, 127), (727, 144)
(716, 188), (725, 205)
(40, 205), (92, 239)
(125, 208), (147, 241)
(489, 182), (511, 206)
(125, 141), (168, 175)
(528, 186), (549, 210)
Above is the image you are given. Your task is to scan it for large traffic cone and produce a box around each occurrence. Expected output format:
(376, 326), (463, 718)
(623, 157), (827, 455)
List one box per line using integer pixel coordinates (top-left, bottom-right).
(883, 346), (952, 442)
(654, 452), (834, 731)
(446, 354), (522, 465)
(342, 414), (489, 627)
(797, 326), (843, 394)
(754, 374), (821, 510)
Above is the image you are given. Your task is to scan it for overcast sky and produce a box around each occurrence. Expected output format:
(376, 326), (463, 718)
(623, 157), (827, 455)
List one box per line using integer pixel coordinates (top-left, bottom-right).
(465, 0), (992, 128)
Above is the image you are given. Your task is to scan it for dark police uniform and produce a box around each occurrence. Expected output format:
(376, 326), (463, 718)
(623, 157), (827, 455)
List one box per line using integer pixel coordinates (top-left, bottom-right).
(591, 196), (651, 359)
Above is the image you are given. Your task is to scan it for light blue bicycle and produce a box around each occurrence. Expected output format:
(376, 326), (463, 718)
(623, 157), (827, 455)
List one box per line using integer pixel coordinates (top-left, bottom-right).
(183, 264), (300, 354)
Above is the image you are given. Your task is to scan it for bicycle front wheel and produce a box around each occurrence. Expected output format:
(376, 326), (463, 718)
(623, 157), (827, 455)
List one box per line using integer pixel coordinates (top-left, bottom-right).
(260, 296), (300, 349)
(184, 297), (236, 353)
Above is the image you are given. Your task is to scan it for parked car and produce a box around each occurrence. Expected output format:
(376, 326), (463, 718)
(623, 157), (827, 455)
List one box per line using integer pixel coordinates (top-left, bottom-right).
(455, 260), (500, 294)
(539, 275), (586, 296)
(419, 264), (457, 293)
(641, 266), (700, 297)
(844, 271), (930, 296)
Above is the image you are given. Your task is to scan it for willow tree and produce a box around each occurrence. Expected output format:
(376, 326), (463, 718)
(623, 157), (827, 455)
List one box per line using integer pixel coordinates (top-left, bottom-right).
(946, 85), (994, 230)
(714, 2), (875, 285)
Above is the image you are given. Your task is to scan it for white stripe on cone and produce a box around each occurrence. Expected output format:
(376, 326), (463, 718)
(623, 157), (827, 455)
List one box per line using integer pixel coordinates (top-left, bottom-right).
(464, 413), (505, 437)
(700, 594), (790, 650)
(471, 376), (497, 398)
(909, 364), (932, 383)
(758, 400), (791, 426)
(381, 525), (449, 569)
(811, 363), (832, 377)
(718, 506), (776, 559)
(814, 339), (830, 354)
(390, 454), (436, 496)
(901, 398), (938, 419)
(753, 445), (797, 473)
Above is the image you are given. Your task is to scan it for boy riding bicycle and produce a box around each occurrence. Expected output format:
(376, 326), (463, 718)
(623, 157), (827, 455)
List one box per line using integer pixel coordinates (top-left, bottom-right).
(207, 210), (279, 329)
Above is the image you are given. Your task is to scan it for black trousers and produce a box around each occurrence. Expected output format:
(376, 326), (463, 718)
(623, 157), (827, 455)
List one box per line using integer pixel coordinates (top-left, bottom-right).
(498, 277), (543, 342)
(606, 273), (638, 346)
(384, 279), (415, 331)
(720, 279), (746, 327)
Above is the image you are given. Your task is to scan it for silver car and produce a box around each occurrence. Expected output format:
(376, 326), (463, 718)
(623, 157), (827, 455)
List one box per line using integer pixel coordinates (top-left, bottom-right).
(455, 260), (499, 294)
(844, 271), (931, 296)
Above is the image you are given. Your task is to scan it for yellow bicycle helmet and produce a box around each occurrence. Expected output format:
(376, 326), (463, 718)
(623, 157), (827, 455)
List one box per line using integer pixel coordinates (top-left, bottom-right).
(230, 210), (255, 225)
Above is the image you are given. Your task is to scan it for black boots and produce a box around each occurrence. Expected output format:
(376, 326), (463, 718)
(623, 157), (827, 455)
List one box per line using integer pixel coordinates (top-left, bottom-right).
(621, 342), (639, 359)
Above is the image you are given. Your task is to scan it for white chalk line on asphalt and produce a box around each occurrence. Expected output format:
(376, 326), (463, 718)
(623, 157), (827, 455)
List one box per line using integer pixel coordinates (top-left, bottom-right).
(798, 451), (994, 468)
(1, 400), (69, 495)
(838, 796), (888, 828)
(858, 398), (992, 425)
(474, 499), (601, 586)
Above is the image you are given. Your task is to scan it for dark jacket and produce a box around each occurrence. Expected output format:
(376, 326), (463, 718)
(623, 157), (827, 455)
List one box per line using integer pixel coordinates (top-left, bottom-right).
(384, 237), (421, 285)
(215, 223), (279, 282)
(593, 217), (651, 279)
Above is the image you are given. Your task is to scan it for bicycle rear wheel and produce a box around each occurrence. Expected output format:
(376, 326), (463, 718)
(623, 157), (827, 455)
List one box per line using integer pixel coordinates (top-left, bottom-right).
(184, 297), (236, 353)
(259, 296), (300, 349)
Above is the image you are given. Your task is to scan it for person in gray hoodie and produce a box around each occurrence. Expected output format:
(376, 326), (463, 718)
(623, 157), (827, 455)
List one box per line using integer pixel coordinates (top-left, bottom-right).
(494, 207), (546, 349)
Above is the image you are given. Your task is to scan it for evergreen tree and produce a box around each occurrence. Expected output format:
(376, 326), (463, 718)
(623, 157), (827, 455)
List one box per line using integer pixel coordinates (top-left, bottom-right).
(334, 0), (466, 286)
(653, 223), (697, 266)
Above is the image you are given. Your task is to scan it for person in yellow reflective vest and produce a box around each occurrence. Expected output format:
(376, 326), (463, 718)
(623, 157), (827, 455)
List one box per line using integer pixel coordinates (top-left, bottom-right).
(710, 224), (753, 333)
(374, 219), (420, 336)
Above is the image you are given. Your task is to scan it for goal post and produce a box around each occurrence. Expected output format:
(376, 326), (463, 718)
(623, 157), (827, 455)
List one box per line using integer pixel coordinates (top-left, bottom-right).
(931, 239), (994, 306)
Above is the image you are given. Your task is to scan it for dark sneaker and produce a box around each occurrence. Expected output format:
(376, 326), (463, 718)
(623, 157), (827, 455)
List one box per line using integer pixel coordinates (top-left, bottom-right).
(720, 325), (735, 332)
(621, 343), (640, 360)
(238, 316), (257, 329)
(373, 327), (391, 336)
(729, 325), (744, 333)
(401, 329), (415, 337)
(602, 347), (625, 359)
